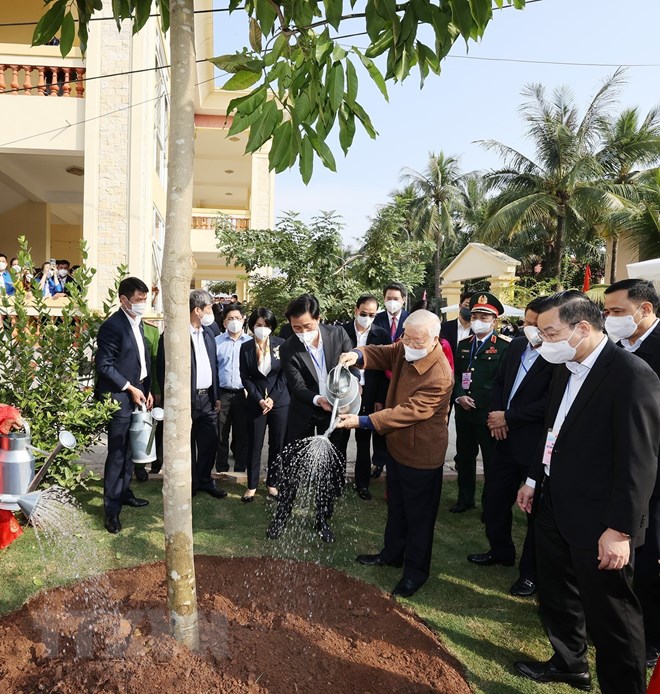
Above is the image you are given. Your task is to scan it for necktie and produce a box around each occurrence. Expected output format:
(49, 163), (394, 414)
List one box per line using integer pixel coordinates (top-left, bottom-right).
(390, 315), (397, 341)
(476, 340), (483, 351)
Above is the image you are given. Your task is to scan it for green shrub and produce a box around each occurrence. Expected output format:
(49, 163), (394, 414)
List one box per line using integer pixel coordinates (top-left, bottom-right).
(0, 237), (123, 490)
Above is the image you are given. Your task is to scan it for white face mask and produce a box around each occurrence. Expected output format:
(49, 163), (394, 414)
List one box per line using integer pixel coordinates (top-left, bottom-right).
(254, 326), (271, 341)
(0, 262), (6, 272)
(404, 345), (428, 362)
(130, 302), (147, 317)
(296, 329), (318, 345)
(537, 326), (584, 364)
(523, 325), (543, 348)
(471, 319), (493, 336)
(201, 312), (215, 327)
(58, 268), (68, 278)
(605, 308), (641, 342)
(11, 265), (20, 273)
(226, 319), (244, 334)
(356, 314), (374, 329)
(385, 299), (403, 315)
(47, 269), (55, 278)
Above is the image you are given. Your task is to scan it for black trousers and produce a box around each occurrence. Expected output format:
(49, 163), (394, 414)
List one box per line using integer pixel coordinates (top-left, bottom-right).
(381, 455), (444, 587)
(454, 414), (494, 507)
(246, 404), (287, 490)
(191, 392), (218, 493)
(535, 481), (646, 694)
(634, 494), (660, 650)
(216, 388), (248, 472)
(103, 411), (135, 516)
(483, 439), (536, 580)
(371, 430), (389, 470)
(333, 401), (375, 490)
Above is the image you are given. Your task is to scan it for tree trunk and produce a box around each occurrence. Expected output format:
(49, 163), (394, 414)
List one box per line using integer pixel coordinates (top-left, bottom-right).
(162, 0), (199, 649)
(434, 233), (442, 313)
(553, 210), (566, 289)
(609, 235), (619, 284)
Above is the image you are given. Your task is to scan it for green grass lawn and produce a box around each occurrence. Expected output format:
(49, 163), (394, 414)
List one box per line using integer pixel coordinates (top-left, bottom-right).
(1, 476), (602, 693)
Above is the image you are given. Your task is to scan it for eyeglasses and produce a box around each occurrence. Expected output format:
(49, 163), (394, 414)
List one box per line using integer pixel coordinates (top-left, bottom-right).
(536, 322), (578, 342)
(401, 336), (431, 349)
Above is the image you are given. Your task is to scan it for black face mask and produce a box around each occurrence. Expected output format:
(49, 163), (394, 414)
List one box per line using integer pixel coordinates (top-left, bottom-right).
(459, 307), (472, 321)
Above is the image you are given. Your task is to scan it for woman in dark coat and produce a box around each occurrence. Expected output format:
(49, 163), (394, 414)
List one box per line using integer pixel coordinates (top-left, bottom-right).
(239, 307), (290, 502)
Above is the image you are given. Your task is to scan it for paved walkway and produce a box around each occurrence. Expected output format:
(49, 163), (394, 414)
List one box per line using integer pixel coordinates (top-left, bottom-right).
(80, 415), (484, 483)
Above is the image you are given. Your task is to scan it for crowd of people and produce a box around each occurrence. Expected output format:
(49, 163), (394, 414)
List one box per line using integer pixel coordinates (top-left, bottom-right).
(0, 252), (78, 298)
(93, 275), (660, 694)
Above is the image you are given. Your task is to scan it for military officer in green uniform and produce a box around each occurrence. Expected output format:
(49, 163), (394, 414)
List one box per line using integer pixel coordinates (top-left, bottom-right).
(450, 292), (511, 513)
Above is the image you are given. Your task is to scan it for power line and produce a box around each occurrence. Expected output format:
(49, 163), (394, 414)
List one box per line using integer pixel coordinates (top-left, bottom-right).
(449, 54), (660, 68)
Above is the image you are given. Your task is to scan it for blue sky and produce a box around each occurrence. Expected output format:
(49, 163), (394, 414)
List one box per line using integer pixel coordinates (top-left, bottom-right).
(213, 0), (660, 245)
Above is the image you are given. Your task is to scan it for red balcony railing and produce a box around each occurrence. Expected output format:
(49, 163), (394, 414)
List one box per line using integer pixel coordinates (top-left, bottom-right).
(0, 63), (85, 97)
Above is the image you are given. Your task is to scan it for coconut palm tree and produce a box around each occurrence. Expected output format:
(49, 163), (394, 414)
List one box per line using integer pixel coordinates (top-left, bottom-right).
(596, 106), (660, 281)
(400, 152), (465, 308)
(478, 71), (633, 285)
(618, 168), (660, 261)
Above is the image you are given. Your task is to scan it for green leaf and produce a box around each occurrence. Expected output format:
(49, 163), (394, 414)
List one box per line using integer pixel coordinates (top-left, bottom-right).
(327, 63), (344, 112)
(256, 0), (278, 36)
(305, 127), (337, 172)
(451, 0), (474, 41)
(32, 0), (66, 47)
(265, 32), (289, 67)
(222, 70), (262, 91)
(345, 58), (358, 105)
(338, 106), (356, 155)
(293, 91), (312, 122)
(59, 11), (75, 58)
(299, 135), (314, 185)
(249, 17), (263, 52)
(355, 49), (388, 101)
(269, 120), (294, 172)
(210, 52), (263, 74)
(351, 101), (378, 139)
(245, 100), (282, 152)
(228, 106), (264, 136)
(324, 0), (343, 30)
(331, 43), (348, 62)
(133, 0), (151, 35)
(32, 577), (44, 587)
(469, 0), (493, 32)
(156, 0), (170, 32)
(315, 30), (334, 64)
(227, 86), (267, 116)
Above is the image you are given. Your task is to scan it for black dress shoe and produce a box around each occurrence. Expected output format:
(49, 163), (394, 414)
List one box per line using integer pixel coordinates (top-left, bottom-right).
(391, 578), (420, 598)
(234, 467), (247, 473)
(370, 465), (383, 479)
(201, 485), (227, 499)
(150, 463), (162, 474)
(509, 577), (536, 597)
(123, 496), (149, 507)
(134, 466), (149, 482)
(104, 515), (122, 534)
(467, 551), (514, 567)
(356, 553), (403, 568)
(356, 487), (372, 501)
(241, 494), (255, 503)
(449, 502), (475, 513)
(514, 660), (591, 690)
(316, 520), (335, 543)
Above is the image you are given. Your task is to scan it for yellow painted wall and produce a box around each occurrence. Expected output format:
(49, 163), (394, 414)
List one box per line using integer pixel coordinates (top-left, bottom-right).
(0, 0), (79, 46)
(0, 201), (50, 262)
(51, 224), (82, 265)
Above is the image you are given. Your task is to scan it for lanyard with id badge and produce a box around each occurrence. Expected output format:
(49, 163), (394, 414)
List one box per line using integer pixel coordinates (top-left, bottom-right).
(461, 338), (483, 391)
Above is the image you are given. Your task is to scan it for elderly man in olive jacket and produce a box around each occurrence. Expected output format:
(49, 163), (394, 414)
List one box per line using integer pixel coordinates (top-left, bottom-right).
(337, 309), (454, 598)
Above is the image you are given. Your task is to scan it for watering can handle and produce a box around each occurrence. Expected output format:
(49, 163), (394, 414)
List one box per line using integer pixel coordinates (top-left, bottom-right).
(22, 419), (30, 438)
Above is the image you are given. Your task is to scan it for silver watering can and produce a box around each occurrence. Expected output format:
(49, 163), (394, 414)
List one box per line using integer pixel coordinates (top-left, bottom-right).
(129, 405), (164, 464)
(0, 420), (77, 515)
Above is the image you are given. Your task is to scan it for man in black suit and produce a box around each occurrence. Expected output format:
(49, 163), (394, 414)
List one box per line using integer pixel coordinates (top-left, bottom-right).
(440, 290), (473, 363)
(467, 297), (553, 597)
(340, 294), (390, 500)
(157, 290), (227, 500)
(371, 282), (410, 477)
(604, 278), (660, 669)
(267, 294), (354, 543)
(515, 291), (660, 694)
(95, 277), (153, 534)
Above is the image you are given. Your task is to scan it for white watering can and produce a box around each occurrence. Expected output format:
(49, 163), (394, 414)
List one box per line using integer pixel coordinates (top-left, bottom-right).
(129, 405), (164, 464)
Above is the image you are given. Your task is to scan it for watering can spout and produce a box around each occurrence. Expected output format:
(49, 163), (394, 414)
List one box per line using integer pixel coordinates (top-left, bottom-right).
(0, 491), (42, 518)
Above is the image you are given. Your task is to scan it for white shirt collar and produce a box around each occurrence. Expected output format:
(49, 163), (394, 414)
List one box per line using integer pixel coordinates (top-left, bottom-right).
(566, 335), (608, 376)
(621, 318), (660, 352)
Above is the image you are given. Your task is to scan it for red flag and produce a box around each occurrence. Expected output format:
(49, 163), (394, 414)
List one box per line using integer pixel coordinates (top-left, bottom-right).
(648, 658), (660, 694)
(582, 265), (592, 292)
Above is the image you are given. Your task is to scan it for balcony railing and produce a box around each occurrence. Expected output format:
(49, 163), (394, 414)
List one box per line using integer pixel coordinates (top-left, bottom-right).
(0, 63), (85, 97)
(191, 212), (250, 231)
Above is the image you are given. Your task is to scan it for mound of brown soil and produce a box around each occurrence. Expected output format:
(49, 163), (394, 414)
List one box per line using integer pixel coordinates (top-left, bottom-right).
(0, 556), (471, 693)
